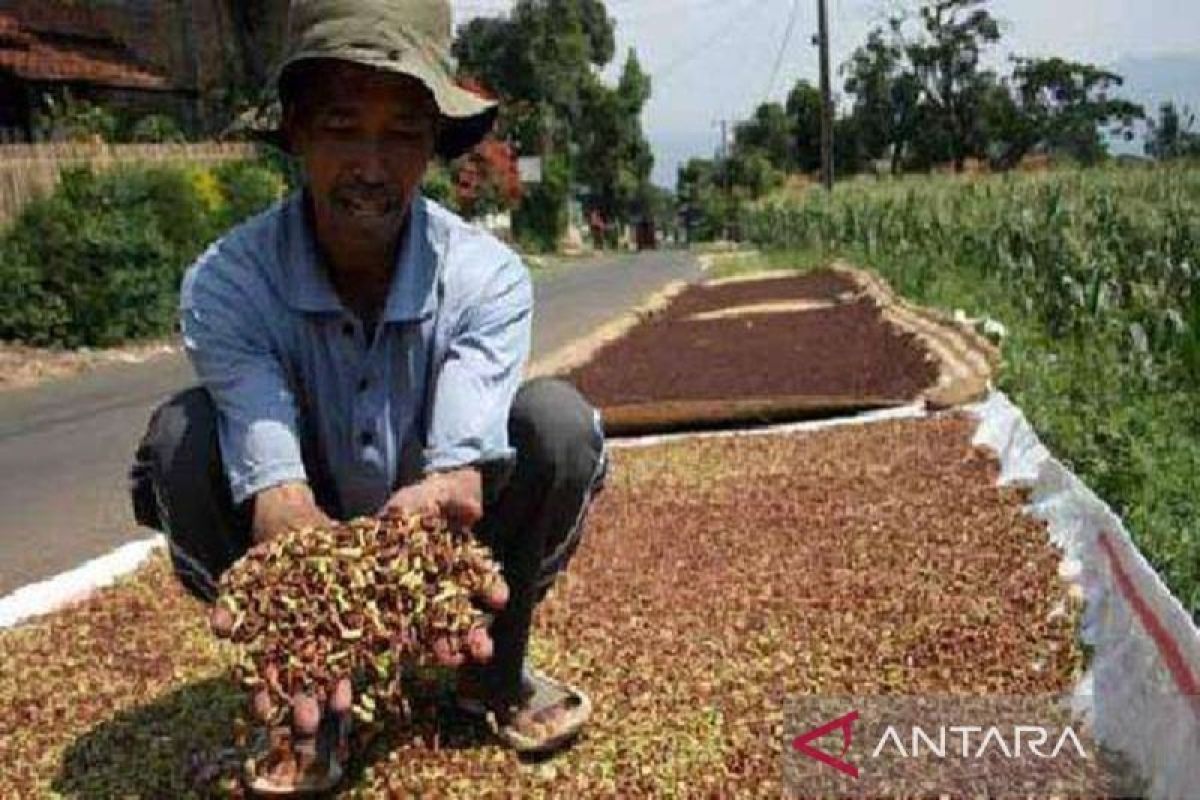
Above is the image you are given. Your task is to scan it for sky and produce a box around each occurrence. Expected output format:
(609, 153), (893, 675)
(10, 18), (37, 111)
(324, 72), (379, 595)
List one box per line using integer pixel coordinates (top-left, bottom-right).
(455, 0), (1200, 187)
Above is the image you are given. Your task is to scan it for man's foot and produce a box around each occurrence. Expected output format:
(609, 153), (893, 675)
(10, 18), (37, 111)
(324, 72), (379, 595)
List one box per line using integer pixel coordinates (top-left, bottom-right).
(456, 665), (592, 755)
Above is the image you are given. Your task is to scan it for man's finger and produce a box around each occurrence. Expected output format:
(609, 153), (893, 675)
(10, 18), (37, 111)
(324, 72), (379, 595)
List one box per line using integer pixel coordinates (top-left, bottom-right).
(445, 496), (483, 530)
(330, 678), (353, 716)
(477, 577), (509, 610)
(292, 693), (321, 737)
(252, 688), (276, 724)
(209, 606), (235, 638)
(432, 636), (465, 668)
(465, 626), (494, 663)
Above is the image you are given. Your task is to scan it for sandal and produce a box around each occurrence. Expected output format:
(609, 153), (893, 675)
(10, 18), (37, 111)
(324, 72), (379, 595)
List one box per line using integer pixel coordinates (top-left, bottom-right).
(457, 665), (592, 755)
(244, 715), (349, 796)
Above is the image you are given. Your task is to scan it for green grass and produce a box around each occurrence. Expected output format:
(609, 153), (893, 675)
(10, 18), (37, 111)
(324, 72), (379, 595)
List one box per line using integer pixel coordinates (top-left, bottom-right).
(737, 164), (1200, 618)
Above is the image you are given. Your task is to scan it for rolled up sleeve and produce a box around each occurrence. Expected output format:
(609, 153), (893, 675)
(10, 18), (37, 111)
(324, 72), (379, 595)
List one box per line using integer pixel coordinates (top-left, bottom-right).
(180, 252), (307, 505)
(423, 257), (532, 474)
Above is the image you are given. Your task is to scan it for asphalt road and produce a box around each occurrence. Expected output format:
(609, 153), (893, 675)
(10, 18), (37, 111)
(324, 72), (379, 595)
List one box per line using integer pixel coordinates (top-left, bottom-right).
(0, 251), (699, 596)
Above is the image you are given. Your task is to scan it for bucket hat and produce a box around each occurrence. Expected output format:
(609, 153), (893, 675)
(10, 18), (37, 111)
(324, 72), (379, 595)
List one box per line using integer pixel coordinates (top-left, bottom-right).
(237, 0), (497, 160)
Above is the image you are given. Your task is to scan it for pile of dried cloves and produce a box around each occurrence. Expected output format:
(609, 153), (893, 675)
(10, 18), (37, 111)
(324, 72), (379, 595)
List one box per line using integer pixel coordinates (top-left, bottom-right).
(214, 514), (504, 727)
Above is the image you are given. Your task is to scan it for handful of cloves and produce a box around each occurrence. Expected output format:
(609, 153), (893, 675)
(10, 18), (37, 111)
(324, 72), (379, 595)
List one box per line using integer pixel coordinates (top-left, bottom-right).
(213, 514), (503, 727)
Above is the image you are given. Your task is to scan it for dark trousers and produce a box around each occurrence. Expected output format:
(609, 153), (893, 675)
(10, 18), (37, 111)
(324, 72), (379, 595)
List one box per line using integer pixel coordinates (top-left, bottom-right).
(130, 377), (607, 705)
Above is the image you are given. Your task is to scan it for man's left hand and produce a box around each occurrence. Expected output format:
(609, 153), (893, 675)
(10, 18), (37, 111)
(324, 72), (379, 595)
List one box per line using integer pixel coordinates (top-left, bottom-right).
(377, 467), (507, 667)
(378, 467), (483, 530)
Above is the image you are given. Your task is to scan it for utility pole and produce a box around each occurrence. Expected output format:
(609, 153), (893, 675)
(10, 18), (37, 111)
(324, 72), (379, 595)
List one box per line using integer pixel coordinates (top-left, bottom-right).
(715, 118), (732, 239)
(816, 0), (834, 191)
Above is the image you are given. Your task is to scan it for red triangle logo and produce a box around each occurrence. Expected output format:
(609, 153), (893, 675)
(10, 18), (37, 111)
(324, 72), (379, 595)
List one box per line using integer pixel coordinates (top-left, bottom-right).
(792, 710), (860, 779)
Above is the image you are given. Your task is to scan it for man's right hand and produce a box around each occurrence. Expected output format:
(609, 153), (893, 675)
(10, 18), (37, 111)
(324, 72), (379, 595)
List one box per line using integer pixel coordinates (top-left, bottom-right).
(216, 482), (342, 787)
(250, 481), (332, 545)
(211, 605), (352, 788)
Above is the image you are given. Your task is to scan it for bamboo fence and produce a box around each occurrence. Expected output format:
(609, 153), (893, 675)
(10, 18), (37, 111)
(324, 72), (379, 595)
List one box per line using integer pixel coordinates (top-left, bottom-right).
(0, 141), (256, 227)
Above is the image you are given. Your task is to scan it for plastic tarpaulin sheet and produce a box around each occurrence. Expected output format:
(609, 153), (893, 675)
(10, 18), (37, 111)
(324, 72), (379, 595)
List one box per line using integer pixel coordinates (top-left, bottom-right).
(971, 391), (1200, 799)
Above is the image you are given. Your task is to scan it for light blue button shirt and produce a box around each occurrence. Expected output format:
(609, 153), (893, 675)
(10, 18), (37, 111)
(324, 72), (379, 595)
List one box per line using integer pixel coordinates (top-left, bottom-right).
(180, 192), (532, 518)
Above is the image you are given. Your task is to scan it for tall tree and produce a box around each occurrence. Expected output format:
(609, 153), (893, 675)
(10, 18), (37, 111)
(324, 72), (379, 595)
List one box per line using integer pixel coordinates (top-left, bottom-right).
(904, 0), (1002, 171)
(576, 48), (655, 229)
(785, 80), (824, 173)
(454, 1), (652, 247)
(843, 23), (922, 174)
(454, 0), (616, 152)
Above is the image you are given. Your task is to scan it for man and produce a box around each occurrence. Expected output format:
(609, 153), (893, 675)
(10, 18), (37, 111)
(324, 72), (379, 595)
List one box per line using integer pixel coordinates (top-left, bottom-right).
(129, 0), (606, 792)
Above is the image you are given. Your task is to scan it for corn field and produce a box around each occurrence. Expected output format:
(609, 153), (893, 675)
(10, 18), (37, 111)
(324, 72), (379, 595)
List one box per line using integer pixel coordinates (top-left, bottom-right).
(743, 164), (1200, 616)
(0, 142), (256, 228)
(746, 167), (1199, 375)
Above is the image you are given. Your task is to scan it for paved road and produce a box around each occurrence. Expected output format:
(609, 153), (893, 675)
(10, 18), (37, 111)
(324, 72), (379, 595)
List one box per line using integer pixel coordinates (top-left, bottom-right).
(0, 251), (699, 596)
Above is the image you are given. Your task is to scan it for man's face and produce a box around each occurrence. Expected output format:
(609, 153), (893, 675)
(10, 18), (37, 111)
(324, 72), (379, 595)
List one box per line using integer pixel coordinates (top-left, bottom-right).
(284, 62), (438, 245)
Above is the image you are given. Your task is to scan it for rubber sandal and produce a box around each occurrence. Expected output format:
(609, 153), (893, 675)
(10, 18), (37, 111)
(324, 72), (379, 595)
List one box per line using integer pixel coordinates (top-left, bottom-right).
(457, 666), (592, 755)
(244, 716), (348, 796)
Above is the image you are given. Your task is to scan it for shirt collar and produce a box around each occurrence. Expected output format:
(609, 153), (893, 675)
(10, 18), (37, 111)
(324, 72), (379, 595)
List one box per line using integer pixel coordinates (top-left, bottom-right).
(283, 193), (438, 323)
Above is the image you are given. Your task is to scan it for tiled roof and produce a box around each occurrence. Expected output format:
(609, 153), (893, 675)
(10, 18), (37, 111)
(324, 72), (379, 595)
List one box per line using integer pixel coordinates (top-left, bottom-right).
(0, 12), (168, 91)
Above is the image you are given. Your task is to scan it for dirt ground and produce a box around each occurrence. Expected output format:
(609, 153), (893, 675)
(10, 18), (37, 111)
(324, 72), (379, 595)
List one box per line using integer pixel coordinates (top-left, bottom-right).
(0, 340), (178, 391)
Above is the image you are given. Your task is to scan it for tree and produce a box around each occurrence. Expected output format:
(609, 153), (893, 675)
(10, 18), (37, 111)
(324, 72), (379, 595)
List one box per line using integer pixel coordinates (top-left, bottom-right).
(454, 0), (616, 154)
(575, 49), (655, 234)
(734, 102), (794, 172)
(842, 23), (922, 174)
(1145, 102), (1200, 161)
(903, 0), (1002, 171)
(785, 80), (824, 173)
(984, 57), (1143, 168)
(676, 158), (732, 242)
(454, 2), (653, 247)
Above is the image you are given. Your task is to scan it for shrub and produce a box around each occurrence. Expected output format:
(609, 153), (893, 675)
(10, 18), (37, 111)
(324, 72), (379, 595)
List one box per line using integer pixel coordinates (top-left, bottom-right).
(0, 158), (288, 347)
(212, 160), (287, 229)
(129, 114), (187, 144)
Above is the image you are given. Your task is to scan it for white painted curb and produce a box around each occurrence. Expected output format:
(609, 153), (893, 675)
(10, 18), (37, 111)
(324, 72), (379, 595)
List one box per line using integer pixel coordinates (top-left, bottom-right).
(0, 535), (165, 629)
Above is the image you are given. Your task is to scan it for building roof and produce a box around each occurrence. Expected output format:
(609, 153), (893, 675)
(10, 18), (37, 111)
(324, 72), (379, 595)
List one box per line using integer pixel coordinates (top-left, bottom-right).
(0, 12), (168, 91)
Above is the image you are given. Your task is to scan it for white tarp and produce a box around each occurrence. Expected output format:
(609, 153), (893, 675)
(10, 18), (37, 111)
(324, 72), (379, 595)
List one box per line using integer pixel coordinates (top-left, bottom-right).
(971, 391), (1200, 799)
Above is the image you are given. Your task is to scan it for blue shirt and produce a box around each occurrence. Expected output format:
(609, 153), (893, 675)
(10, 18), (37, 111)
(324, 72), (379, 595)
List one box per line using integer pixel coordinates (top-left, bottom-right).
(179, 193), (532, 518)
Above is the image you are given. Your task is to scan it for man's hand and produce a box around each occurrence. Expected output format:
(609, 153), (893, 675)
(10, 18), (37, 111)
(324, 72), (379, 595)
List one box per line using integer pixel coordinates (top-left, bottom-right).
(378, 467), (484, 531)
(251, 481), (332, 545)
(210, 609), (353, 788)
(378, 467), (507, 667)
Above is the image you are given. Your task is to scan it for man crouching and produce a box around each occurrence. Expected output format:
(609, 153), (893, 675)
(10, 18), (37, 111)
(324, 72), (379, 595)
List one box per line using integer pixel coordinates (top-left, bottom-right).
(129, 0), (606, 792)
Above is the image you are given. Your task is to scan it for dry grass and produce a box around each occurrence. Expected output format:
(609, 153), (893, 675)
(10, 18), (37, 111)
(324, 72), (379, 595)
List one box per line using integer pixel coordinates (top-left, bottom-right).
(0, 340), (179, 391)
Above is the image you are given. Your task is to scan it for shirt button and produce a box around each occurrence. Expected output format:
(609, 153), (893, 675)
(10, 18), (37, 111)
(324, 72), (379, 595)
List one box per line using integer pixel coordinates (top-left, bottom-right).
(360, 431), (374, 448)
(357, 377), (370, 393)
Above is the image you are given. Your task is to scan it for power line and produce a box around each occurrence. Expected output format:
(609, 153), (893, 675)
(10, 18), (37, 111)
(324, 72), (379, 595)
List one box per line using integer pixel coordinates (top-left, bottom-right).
(761, 0), (802, 104)
(817, 0), (834, 190)
(651, 0), (775, 86)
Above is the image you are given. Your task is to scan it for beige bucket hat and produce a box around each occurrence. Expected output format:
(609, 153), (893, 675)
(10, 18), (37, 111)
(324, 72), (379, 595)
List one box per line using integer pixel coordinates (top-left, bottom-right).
(242, 0), (497, 160)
